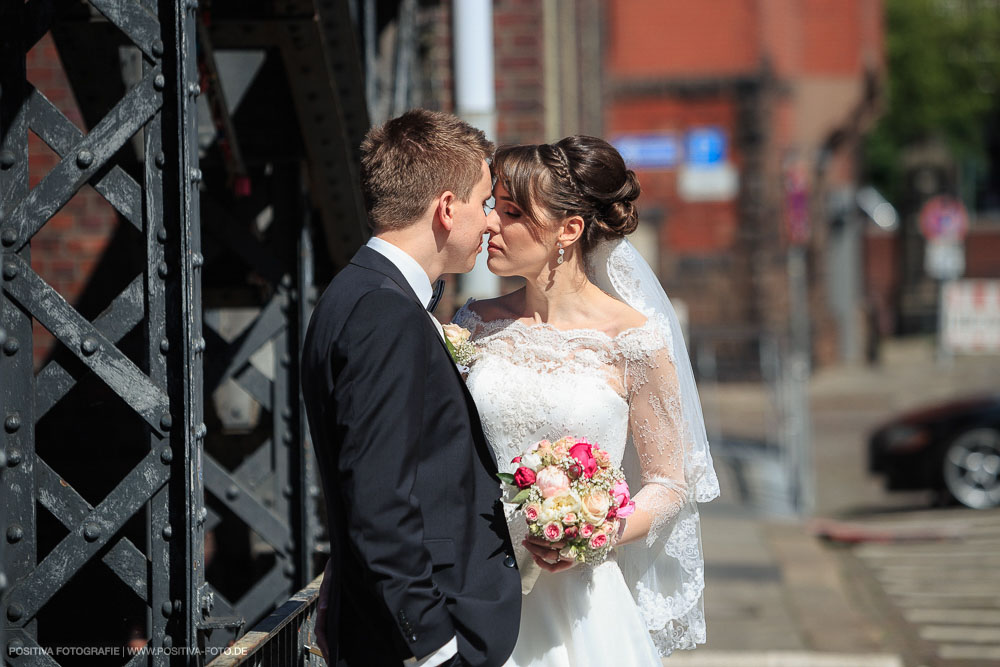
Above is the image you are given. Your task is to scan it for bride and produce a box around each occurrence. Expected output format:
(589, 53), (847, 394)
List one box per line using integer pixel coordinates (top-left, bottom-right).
(452, 136), (720, 666)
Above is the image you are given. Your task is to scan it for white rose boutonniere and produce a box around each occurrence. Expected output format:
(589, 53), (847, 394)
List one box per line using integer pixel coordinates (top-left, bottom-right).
(441, 323), (476, 371)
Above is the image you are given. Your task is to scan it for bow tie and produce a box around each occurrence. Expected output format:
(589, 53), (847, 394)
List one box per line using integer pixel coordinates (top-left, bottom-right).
(427, 279), (445, 313)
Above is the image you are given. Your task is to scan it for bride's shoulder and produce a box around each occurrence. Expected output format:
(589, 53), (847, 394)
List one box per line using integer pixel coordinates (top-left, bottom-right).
(453, 289), (523, 329)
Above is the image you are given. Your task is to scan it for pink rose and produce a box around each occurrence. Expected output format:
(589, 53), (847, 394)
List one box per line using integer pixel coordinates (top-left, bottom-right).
(564, 525), (578, 538)
(524, 503), (541, 522)
(562, 512), (578, 526)
(589, 533), (609, 549)
(536, 466), (570, 499)
(514, 466), (537, 489)
(569, 442), (598, 479)
(543, 521), (564, 542)
(611, 481), (636, 518)
(512, 456), (522, 464)
(580, 523), (595, 538)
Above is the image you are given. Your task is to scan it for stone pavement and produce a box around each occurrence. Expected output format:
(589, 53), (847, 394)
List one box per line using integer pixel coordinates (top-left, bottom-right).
(664, 338), (1000, 666)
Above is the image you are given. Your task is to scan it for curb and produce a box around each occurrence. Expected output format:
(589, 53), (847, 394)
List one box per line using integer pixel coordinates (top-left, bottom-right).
(665, 651), (905, 667)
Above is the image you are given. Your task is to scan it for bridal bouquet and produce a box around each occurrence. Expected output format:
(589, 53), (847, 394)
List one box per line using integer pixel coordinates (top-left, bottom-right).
(498, 437), (636, 564)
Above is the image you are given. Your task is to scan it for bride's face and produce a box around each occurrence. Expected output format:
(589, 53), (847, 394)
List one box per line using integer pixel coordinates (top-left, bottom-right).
(486, 183), (559, 277)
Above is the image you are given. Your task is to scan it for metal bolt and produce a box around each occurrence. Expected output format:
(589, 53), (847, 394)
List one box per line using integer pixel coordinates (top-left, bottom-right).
(7, 525), (23, 543)
(160, 414), (172, 430)
(190, 168), (202, 183)
(282, 407), (292, 420)
(283, 484), (293, 498)
(154, 153), (166, 169)
(81, 337), (99, 356)
(226, 485), (239, 500)
(162, 525), (173, 540)
(194, 423), (207, 439)
(156, 225), (167, 242)
(76, 150), (94, 169)
(281, 274), (293, 288)
(153, 74), (165, 90)
(7, 604), (23, 622)
(201, 590), (215, 613)
(2, 262), (18, 280)
(1, 227), (16, 246)
(173, 600), (182, 615)
(4, 414), (20, 433)
(161, 600), (173, 618)
(284, 562), (295, 577)
(160, 447), (173, 464)
(157, 261), (168, 278)
(192, 252), (203, 268)
(0, 150), (14, 169)
(151, 40), (164, 57)
(6, 638), (22, 657)
(160, 338), (170, 354)
(83, 522), (101, 542)
(188, 82), (201, 97)
(194, 337), (206, 353)
(197, 507), (208, 525)
(282, 432), (293, 445)
(7, 449), (21, 467)
(162, 636), (173, 649)
(3, 337), (18, 355)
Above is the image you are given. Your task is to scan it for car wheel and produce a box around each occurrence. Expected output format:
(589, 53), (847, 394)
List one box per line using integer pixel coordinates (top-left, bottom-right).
(942, 427), (1000, 509)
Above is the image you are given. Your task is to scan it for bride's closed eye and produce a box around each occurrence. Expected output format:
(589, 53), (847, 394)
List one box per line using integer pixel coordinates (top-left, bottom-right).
(501, 208), (522, 219)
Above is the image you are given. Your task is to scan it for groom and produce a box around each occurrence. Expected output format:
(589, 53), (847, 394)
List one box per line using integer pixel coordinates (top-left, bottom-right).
(301, 109), (521, 667)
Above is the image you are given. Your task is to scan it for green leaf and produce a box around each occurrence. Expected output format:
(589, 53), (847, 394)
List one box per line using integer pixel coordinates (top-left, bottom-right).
(511, 489), (531, 505)
(496, 472), (515, 485)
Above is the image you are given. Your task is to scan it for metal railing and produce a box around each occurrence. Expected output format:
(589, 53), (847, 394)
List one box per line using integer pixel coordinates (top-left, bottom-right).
(207, 575), (324, 667)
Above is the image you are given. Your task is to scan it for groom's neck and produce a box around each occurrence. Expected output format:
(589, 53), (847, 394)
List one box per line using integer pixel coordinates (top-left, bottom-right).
(373, 228), (442, 283)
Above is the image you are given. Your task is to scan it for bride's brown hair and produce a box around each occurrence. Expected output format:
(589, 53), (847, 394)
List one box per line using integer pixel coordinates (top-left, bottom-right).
(491, 135), (640, 252)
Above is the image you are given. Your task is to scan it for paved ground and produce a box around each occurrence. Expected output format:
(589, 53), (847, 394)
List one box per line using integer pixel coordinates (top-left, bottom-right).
(668, 338), (1000, 666)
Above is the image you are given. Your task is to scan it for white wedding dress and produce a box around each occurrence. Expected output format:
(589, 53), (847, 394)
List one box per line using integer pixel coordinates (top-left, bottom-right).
(453, 286), (717, 666)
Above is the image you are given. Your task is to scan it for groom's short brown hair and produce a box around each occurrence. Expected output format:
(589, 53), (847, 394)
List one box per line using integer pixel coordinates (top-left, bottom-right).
(361, 109), (494, 232)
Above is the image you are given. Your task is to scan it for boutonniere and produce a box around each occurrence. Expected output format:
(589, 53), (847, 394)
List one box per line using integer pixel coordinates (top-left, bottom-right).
(441, 323), (476, 371)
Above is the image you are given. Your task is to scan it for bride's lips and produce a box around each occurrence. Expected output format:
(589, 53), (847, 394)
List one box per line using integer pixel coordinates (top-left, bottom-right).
(487, 243), (503, 255)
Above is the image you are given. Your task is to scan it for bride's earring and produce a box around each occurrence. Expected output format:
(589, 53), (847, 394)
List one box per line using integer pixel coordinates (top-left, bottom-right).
(557, 242), (565, 265)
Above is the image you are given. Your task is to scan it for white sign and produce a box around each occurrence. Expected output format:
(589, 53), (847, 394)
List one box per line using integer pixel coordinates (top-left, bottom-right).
(678, 163), (739, 202)
(925, 239), (965, 281)
(943, 280), (1000, 354)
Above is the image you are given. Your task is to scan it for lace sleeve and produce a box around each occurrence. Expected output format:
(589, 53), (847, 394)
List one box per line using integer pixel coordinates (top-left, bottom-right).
(450, 298), (483, 336)
(625, 338), (688, 546)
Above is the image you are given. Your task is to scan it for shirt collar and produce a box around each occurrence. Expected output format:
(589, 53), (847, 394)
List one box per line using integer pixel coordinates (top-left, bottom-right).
(365, 236), (434, 309)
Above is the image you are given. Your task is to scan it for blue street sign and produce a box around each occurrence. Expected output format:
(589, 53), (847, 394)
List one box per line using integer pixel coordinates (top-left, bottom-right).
(611, 133), (680, 169)
(685, 127), (726, 166)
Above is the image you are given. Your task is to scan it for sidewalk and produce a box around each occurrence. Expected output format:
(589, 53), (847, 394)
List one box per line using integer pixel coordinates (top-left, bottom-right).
(667, 338), (1000, 665)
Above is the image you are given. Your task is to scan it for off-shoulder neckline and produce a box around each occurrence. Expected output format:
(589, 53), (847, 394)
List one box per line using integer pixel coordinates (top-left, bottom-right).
(456, 298), (658, 342)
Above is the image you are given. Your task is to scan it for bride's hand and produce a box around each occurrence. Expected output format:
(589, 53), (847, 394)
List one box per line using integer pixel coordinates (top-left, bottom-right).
(523, 537), (576, 573)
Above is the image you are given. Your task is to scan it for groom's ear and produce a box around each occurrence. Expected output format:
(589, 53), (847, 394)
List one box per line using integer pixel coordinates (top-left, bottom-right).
(435, 191), (457, 232)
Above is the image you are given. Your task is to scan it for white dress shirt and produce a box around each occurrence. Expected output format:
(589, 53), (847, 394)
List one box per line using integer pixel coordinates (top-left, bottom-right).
(364, 236), (456, 667)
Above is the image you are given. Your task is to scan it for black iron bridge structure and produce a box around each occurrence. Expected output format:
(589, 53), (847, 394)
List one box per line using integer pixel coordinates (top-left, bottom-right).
(1, 0), (424, 664)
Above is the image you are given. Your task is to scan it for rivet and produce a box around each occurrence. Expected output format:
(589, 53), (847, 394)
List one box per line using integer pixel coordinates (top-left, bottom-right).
(153, 74), (165, 90)
(226, 485), (239, 500)
(154, 153), (166, 169)
(2, 262), (18, 280)
(190, 168), (202, 183)
(7, 637), (24, 655)
(83, 522), (101, 542)
(283, 484), (293, 498)
(156, 225), (167, 242)
(160, 338), (170, 354)
(161, 600), (173, 617)
(6, 525), (23, 543)
(284, 562), (295, 577)
(173, 600), (182, 615)
(7, 604), (23, 622)
(161, 525), (173, 540)
(282, 432), (293, 445)
(157, 261), (168, 278)
(162, 636), (173, 649)
(76, 150), (94, 169)
(282, 407), (292, 420)
(160, 414), (172, 430)
(1, 227), (16, 246)
(194, 338), (206, 353)
(0, 450), (6, 468)
(194, 423), (207, 439)
(160, 447), (173, 464)
(81, 337), (99, 356)
(3, 337), (18, 355)
(152, 40), (164, 57)
(280, 274), (293, 288)
(186, 0), (199, 9)
(188, 83), (201, 97)
(192, 252), (203, 268)
(4, 414), (19, 433)
(7, 449), (21, 467)
(0, 150), (14, 169)
(280, 355), (291, 367)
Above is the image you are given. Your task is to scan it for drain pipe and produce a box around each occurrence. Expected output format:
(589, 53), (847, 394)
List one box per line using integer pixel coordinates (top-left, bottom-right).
(453, 0), (500, 299)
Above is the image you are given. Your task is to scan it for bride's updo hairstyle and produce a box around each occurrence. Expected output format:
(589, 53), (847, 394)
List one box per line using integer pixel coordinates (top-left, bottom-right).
(492, 135), (640, 253)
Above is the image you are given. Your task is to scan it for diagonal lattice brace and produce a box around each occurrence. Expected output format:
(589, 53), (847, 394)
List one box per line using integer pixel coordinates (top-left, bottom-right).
(233, 561), (290, 622)
(3, 448), (169, 625)
(27, 88), (143, 231)
(5, 66), (162, 252)
(2, 255), (170, 434)
(87, 0), (161, 60)
(5, 629), (60, 667)
(203, 454), (290, 551)
(232, 364), (273, 413)
(204, 294), (286, 393)
(35, 458), (147, 601)
(34, 274), (145, 421)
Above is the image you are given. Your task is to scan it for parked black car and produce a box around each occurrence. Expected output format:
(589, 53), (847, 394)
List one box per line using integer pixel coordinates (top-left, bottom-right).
(869, 394), (1000, 509)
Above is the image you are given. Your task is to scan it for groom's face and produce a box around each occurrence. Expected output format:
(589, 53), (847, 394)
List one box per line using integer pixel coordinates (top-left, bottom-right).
(447, 160), (495, 273)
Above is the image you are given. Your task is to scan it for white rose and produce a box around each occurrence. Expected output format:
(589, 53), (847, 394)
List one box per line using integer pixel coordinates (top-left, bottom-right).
(521, 452), (543, 471)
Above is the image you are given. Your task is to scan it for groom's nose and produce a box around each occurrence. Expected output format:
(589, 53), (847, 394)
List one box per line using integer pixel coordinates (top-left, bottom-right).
(485, 208), (500, 233)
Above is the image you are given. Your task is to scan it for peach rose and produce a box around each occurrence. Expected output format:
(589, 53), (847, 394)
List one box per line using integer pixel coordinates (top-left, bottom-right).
(580, 490), (612, 524)
(536, 466), (570, 499)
